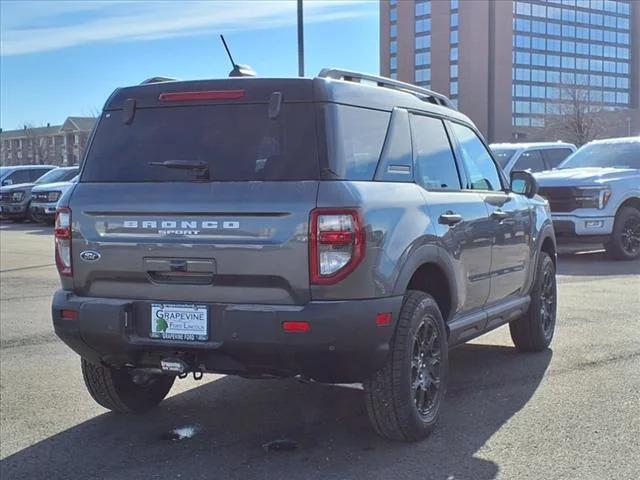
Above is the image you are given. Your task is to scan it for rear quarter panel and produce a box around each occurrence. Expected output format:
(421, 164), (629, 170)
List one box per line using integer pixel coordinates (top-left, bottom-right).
(313, 181), (436, 300)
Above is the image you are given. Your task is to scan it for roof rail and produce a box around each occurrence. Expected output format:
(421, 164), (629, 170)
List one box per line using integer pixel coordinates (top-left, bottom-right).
(318, 68), (455, 109)
(139, 76), (179, 85)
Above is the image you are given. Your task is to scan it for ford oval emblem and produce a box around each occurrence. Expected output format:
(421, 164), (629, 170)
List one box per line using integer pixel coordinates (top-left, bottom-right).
(80, 250), (101, 262)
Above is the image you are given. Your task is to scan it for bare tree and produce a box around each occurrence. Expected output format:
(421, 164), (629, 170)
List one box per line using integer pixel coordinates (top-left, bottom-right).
(23, 124), (56, 165)
(544, 86), (603, 147)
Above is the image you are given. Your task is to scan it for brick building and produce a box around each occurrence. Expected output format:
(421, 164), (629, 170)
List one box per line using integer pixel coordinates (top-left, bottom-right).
(0, 117), (95, 166)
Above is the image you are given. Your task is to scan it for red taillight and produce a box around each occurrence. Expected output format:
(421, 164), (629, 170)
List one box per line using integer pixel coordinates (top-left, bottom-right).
(309, 208), (365, 285)
(158, 90), (245, 102)
(282, 321), (310, 333)
(376, 312), (392, 326)
(61, 309), (78, 320)
(55, 207), (72, 277)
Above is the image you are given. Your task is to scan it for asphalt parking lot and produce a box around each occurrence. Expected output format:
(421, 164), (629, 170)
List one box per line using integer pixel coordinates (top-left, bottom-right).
(1, 221), (638, 480)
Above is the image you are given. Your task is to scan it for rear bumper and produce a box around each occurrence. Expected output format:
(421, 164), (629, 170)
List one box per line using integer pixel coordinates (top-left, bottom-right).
(52, 290), (403, 383)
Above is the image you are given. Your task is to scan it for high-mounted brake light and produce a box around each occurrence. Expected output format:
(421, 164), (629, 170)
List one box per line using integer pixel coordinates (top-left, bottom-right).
(309, 208), (365, 285)
(55, 207), (72, 277)
(158, 90), (246, 102)
(282, 321), (310, 333)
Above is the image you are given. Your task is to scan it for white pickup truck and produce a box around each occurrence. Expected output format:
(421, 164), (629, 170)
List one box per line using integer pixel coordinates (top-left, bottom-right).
(535, 137), (640, 260)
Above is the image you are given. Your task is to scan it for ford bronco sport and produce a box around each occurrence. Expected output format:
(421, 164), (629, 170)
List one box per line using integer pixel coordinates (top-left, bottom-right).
(52, 69), (557, 441)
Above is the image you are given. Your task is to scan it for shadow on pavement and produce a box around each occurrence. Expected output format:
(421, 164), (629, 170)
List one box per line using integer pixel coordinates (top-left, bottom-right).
(0, 221), (53, 236)
(1, 344), (552, 480)
(557, 250), (640, 277)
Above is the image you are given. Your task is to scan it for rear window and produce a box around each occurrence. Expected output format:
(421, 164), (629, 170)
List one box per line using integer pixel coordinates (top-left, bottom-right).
(81, 104), (319, 182)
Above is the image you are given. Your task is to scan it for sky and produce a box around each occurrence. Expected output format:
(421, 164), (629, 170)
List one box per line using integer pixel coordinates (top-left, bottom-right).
(0, 0), (379, 130)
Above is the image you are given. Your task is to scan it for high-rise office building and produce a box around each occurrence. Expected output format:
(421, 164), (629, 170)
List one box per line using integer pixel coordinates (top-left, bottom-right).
(381, 0), (639, 142)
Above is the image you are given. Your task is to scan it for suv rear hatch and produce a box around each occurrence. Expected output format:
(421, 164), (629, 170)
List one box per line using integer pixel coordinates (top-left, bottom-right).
(69, 79), (319, 305)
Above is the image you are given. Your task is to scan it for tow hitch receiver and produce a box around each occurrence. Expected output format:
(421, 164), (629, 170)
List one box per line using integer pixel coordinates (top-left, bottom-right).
(161, 358), (189, 374)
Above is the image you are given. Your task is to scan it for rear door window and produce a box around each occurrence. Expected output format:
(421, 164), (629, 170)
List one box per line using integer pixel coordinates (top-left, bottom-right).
(324, 104), (390, 180)
(514, 150), (546, 172)
(82, 104), (319, 182)
(543, 148), (573, 169)
(410, 114), (461, 190)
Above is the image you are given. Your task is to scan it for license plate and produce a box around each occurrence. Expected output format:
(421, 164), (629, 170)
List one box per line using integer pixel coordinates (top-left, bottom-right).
(150, 303), (208, 341)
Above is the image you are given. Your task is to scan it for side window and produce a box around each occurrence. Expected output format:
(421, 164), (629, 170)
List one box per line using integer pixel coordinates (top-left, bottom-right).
(30, 168), (50, 181)
(450, 122), (502, 191)
(8, 169), (31, 185)
(514, 150), (546, 172)
(543, 148), (573, 169)
(410, 114), (461, 190)
(325, 105), (390, 180)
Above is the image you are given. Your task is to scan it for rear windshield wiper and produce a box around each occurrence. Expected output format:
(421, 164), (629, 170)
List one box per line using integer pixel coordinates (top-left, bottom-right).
(149, 160), (209, 180)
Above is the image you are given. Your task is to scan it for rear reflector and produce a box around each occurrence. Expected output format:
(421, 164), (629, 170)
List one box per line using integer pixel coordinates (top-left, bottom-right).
(282, 321), (310, 333)
(61, 309), (78, 320)
(158, 90), (245, 102)
(375, 313), (392, 326)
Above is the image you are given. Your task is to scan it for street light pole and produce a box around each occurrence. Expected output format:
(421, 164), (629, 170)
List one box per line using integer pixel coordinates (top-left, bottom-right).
(297, 0), (304, 77)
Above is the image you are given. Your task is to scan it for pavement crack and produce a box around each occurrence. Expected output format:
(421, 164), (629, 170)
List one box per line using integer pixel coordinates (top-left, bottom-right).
(0, 264), (55, 273)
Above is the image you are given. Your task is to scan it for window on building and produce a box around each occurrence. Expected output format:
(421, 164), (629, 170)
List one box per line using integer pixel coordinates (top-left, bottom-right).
(450, 30), (458, 44)
(451, 13), (458, 27)
(416, 35), (431, 50)
(415, 52), (431, 66)
(415, 68), (431, 83)
(390, 56), (397, 70)
(450, 81), (458, 95)
(416, 1), (431, 16)
(450, 64), (458, 78)
(450, 47), (458, 62)
(416, 18), (431, 33)
(531, 69), (545, 82)
(390, 8), (397, 22)
(390, 41), (397, 55)
(616, 92), (629, 104)
(390, 24), (397, 38)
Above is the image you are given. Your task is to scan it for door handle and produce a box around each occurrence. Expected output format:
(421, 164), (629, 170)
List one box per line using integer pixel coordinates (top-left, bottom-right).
(491, 210), (508, 221)
(438, 212), (463, 226)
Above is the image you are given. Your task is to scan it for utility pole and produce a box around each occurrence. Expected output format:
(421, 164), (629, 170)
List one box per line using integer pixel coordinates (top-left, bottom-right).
(297, 0), (304, 77)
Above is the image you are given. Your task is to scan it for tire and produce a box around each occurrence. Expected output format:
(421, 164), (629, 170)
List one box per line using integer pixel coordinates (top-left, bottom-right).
(605, 207), (640, 261)
(81, 358), (175, 413)
(364, 291), (448, 441)
(510, 251), (557, 352)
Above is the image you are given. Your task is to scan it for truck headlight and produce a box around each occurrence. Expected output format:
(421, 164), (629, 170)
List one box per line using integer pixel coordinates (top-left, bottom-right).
(47, 191), (61, 202)
(575, 186), (611, 210)
(11, 191), (24, 202)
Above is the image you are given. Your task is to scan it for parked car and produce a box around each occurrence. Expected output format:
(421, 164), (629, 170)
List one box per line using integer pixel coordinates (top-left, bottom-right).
(0, 164), (56, 187)
(51, 69), (557, 442)
(0, 166), (79, 222)
(30, 175), (79, 224)
(490, 142), (576, 176)
(535, 136), (640, 260)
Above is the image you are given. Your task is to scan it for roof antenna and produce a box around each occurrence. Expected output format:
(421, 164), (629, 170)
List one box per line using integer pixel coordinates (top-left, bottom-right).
(220, 35), (256, 77)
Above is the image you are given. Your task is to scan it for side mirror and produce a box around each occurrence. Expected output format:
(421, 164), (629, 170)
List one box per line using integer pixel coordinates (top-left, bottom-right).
(510, 170), (539, 199)
(2, 179), (12, 186)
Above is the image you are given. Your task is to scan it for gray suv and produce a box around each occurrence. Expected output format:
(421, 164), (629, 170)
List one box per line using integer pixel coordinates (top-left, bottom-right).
(52, 70), (557, 441)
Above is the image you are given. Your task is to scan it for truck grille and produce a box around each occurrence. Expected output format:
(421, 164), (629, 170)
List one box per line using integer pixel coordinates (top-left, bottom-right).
(538, 187), (580, 213)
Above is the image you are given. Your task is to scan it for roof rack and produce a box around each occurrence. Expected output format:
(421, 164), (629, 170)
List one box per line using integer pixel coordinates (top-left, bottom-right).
(139, 76), (179, 85)
(318, 68), (455, 109)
